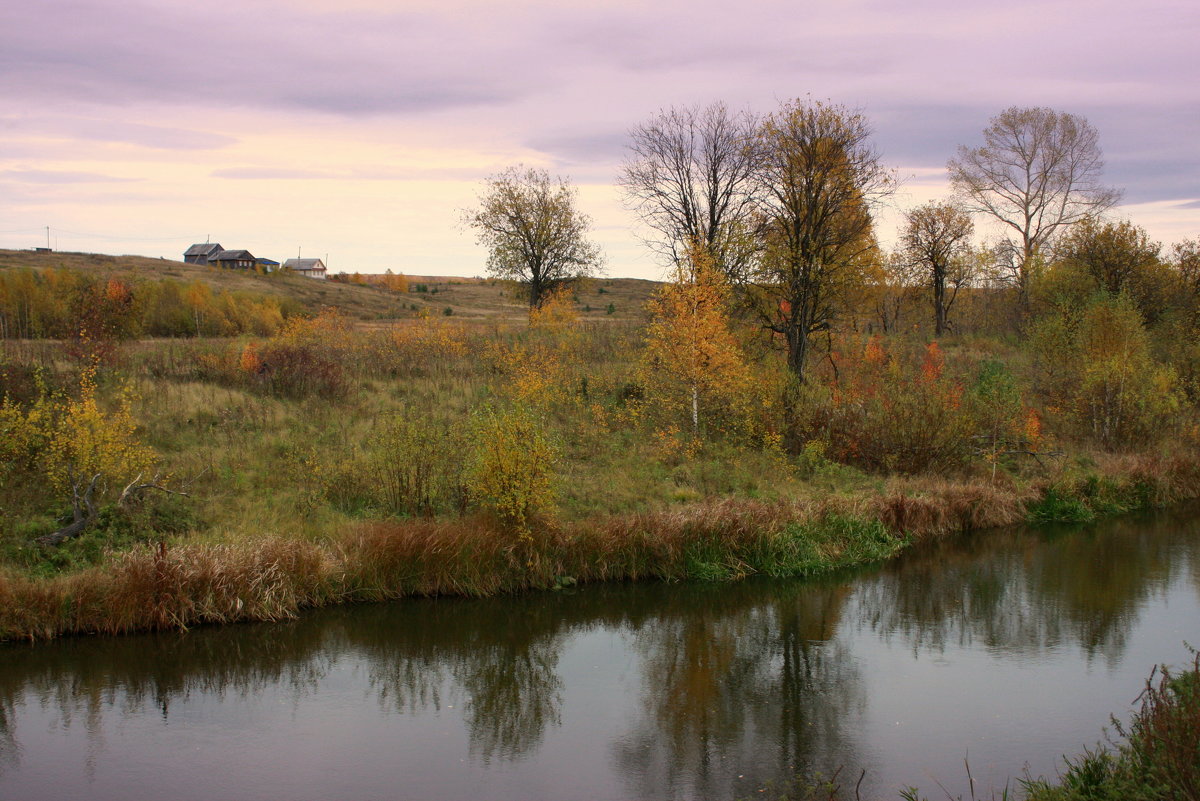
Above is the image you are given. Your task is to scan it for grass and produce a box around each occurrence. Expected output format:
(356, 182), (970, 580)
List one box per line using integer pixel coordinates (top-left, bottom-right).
(1020, 649), (1200, 801)
(0, 249), (661, 323)
(2, 253), (1200, 640)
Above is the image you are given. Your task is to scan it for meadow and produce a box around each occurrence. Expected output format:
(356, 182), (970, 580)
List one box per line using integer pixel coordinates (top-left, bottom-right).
(2, 249), (1200, 641)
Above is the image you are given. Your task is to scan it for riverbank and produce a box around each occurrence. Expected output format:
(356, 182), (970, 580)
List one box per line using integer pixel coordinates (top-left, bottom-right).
(4, 451), (1198, 642)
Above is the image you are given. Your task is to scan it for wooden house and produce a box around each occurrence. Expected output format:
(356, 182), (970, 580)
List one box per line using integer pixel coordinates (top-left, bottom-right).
(210, 249), (256, 270)
(183, 243), (223, 265)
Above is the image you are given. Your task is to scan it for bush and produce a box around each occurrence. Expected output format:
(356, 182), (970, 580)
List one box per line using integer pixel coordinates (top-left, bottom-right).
(465, 406), (558, 532)
(805, 339), (979, 474)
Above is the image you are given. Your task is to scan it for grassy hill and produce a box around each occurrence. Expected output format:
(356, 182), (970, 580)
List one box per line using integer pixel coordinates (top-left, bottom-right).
(0, 249), (660, 324)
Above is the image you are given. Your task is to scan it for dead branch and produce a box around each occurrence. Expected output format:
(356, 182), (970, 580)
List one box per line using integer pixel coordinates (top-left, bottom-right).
(118, 472), (191, 509)
(37, 474), (100, 547)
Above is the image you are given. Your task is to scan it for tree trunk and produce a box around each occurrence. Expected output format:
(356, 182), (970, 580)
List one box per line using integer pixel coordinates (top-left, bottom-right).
(934, 269), (947, 337)
(786, 326), (809, 382)
(36, 475), (100, 547)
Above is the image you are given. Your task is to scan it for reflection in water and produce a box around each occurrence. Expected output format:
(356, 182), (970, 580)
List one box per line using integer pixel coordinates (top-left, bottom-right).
(354, 595), (569, 762)
(858, 514), (1190, 665)
(0, 507), (1197, 800)
(614, 581), (862, 800)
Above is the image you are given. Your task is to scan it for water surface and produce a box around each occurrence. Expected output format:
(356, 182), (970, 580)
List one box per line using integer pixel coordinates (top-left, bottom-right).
(2, 509), (1198, 800)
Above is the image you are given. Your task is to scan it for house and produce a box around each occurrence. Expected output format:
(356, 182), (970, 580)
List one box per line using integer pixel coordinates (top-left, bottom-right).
(256, 257), (280, 272)
(183, 243), (223, 265)
(282, 258), (327, 279)
(210, 249), (257, 270)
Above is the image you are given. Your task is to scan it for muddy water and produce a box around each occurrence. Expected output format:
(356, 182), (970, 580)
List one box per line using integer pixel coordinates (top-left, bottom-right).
(1, 509), (1197, 800)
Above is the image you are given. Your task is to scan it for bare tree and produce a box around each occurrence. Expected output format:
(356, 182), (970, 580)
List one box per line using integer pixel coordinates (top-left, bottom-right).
(619, 102), (762, 281)
(899, 200), (976, 335)
(749, 99), (893, 381)
(948, 106), (1121, 307)
(463, 166), (603, 308)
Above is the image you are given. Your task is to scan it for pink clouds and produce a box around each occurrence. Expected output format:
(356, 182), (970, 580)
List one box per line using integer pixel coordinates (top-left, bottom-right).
(0, 0), (1195, 275)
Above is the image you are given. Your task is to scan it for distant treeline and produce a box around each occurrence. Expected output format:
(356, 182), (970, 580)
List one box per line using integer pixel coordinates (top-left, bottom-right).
(0, 267), (303, 340)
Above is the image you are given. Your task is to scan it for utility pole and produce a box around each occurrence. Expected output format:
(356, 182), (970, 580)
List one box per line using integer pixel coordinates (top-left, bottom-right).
(46, 226), (50, 250)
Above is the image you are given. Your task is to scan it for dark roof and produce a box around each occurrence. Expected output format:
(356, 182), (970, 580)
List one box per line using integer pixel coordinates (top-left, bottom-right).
(256, 257), (280, 266)
(212, 249), (255, 260)
(184, 243), (222, 256)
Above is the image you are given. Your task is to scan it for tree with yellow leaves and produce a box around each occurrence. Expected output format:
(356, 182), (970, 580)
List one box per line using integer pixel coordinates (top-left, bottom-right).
(642, 244), (752, 435)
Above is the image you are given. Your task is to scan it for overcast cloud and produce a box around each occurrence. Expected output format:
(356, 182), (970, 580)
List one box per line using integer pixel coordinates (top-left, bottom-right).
(1, 0), (1195, 276)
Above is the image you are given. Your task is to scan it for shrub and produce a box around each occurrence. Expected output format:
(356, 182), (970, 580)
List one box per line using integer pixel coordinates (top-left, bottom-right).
(1023, 650), (1200, 801)
(255, 341), (347, 399)
(809, 338), (978, 474)
(465, 406), (558, 532)
(363, 415), (467, 517)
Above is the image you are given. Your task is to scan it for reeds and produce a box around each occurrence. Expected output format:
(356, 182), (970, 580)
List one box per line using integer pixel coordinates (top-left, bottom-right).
(5, 448), (1200, 642)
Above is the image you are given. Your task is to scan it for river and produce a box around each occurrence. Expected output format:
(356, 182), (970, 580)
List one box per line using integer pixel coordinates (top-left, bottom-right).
(1, 508), (1197, 800)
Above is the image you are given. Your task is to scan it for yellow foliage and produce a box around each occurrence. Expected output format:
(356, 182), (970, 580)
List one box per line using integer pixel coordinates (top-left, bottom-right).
(466, 407), (557, 532)
(42, 369), (156, 496)
(381, 270), (409, 293)
(641, 245), (754, 435)
(238, 342), (262, 374)
(528, 285), (580, 332)
(388, 317), (468, 360)
(490, 342), (568, 407)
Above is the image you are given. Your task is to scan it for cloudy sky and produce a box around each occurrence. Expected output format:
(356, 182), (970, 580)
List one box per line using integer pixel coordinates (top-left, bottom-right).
(1, 0), (1195, 279)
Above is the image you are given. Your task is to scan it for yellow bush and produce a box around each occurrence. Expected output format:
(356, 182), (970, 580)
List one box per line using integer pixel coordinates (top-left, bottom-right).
(43, 370), (156, 496)
(465, 407), (557, 532)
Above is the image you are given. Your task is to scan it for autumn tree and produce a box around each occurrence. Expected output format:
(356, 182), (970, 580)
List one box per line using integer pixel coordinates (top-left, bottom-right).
(748, 99), (892, 380)
(641, 244), (752, 435)
(899, 200), (976, 335)
(1056, 217), (1161, 297)
(620, 102), (762, 281)
(948, 106), (1121, 307)
(462, 166), (603, 308)
(1172, 238), (1200, 323)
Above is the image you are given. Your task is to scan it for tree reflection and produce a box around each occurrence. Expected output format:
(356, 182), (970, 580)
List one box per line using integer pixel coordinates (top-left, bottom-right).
(352, 595), (568, 763)
(856, 511), (1198, 663)
(0, 507), (1195, 794)
(613, 580), (863, 801)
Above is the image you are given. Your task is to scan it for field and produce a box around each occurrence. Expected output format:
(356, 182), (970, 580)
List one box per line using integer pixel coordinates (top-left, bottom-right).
(2, 249), (1200, 640)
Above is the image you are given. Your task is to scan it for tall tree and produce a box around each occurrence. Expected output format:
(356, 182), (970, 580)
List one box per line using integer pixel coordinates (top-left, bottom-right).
(620, 102), (762, 281)
(749, 99), (892, 381)
(899, 200), (976, 335)
(948, 106), (1120, 307)
(463, 166), (603, 308)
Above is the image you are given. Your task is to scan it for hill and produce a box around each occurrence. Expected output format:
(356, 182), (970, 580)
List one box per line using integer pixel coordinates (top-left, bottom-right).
(0, 249), (660, 324)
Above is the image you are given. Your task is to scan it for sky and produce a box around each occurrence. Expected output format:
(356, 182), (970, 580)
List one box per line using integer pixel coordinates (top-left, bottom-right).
(1, 0), (1196, 280)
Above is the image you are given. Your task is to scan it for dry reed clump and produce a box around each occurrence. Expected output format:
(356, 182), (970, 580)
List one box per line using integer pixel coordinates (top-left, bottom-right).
(335, 515), (526, 599)
(563, 499), (795, 582)
(36, 538), (333, 637)
(870, 477), (1033, 540)
(1093, 451), (1200, 507)
(0, 570), (74, 641)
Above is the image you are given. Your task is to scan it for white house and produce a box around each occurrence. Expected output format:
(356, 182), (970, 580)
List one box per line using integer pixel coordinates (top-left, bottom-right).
(282, 258), (327, 279)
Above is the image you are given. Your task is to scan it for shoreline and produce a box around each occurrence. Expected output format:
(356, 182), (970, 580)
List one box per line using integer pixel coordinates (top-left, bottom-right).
(4, 451), (1198, 643)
